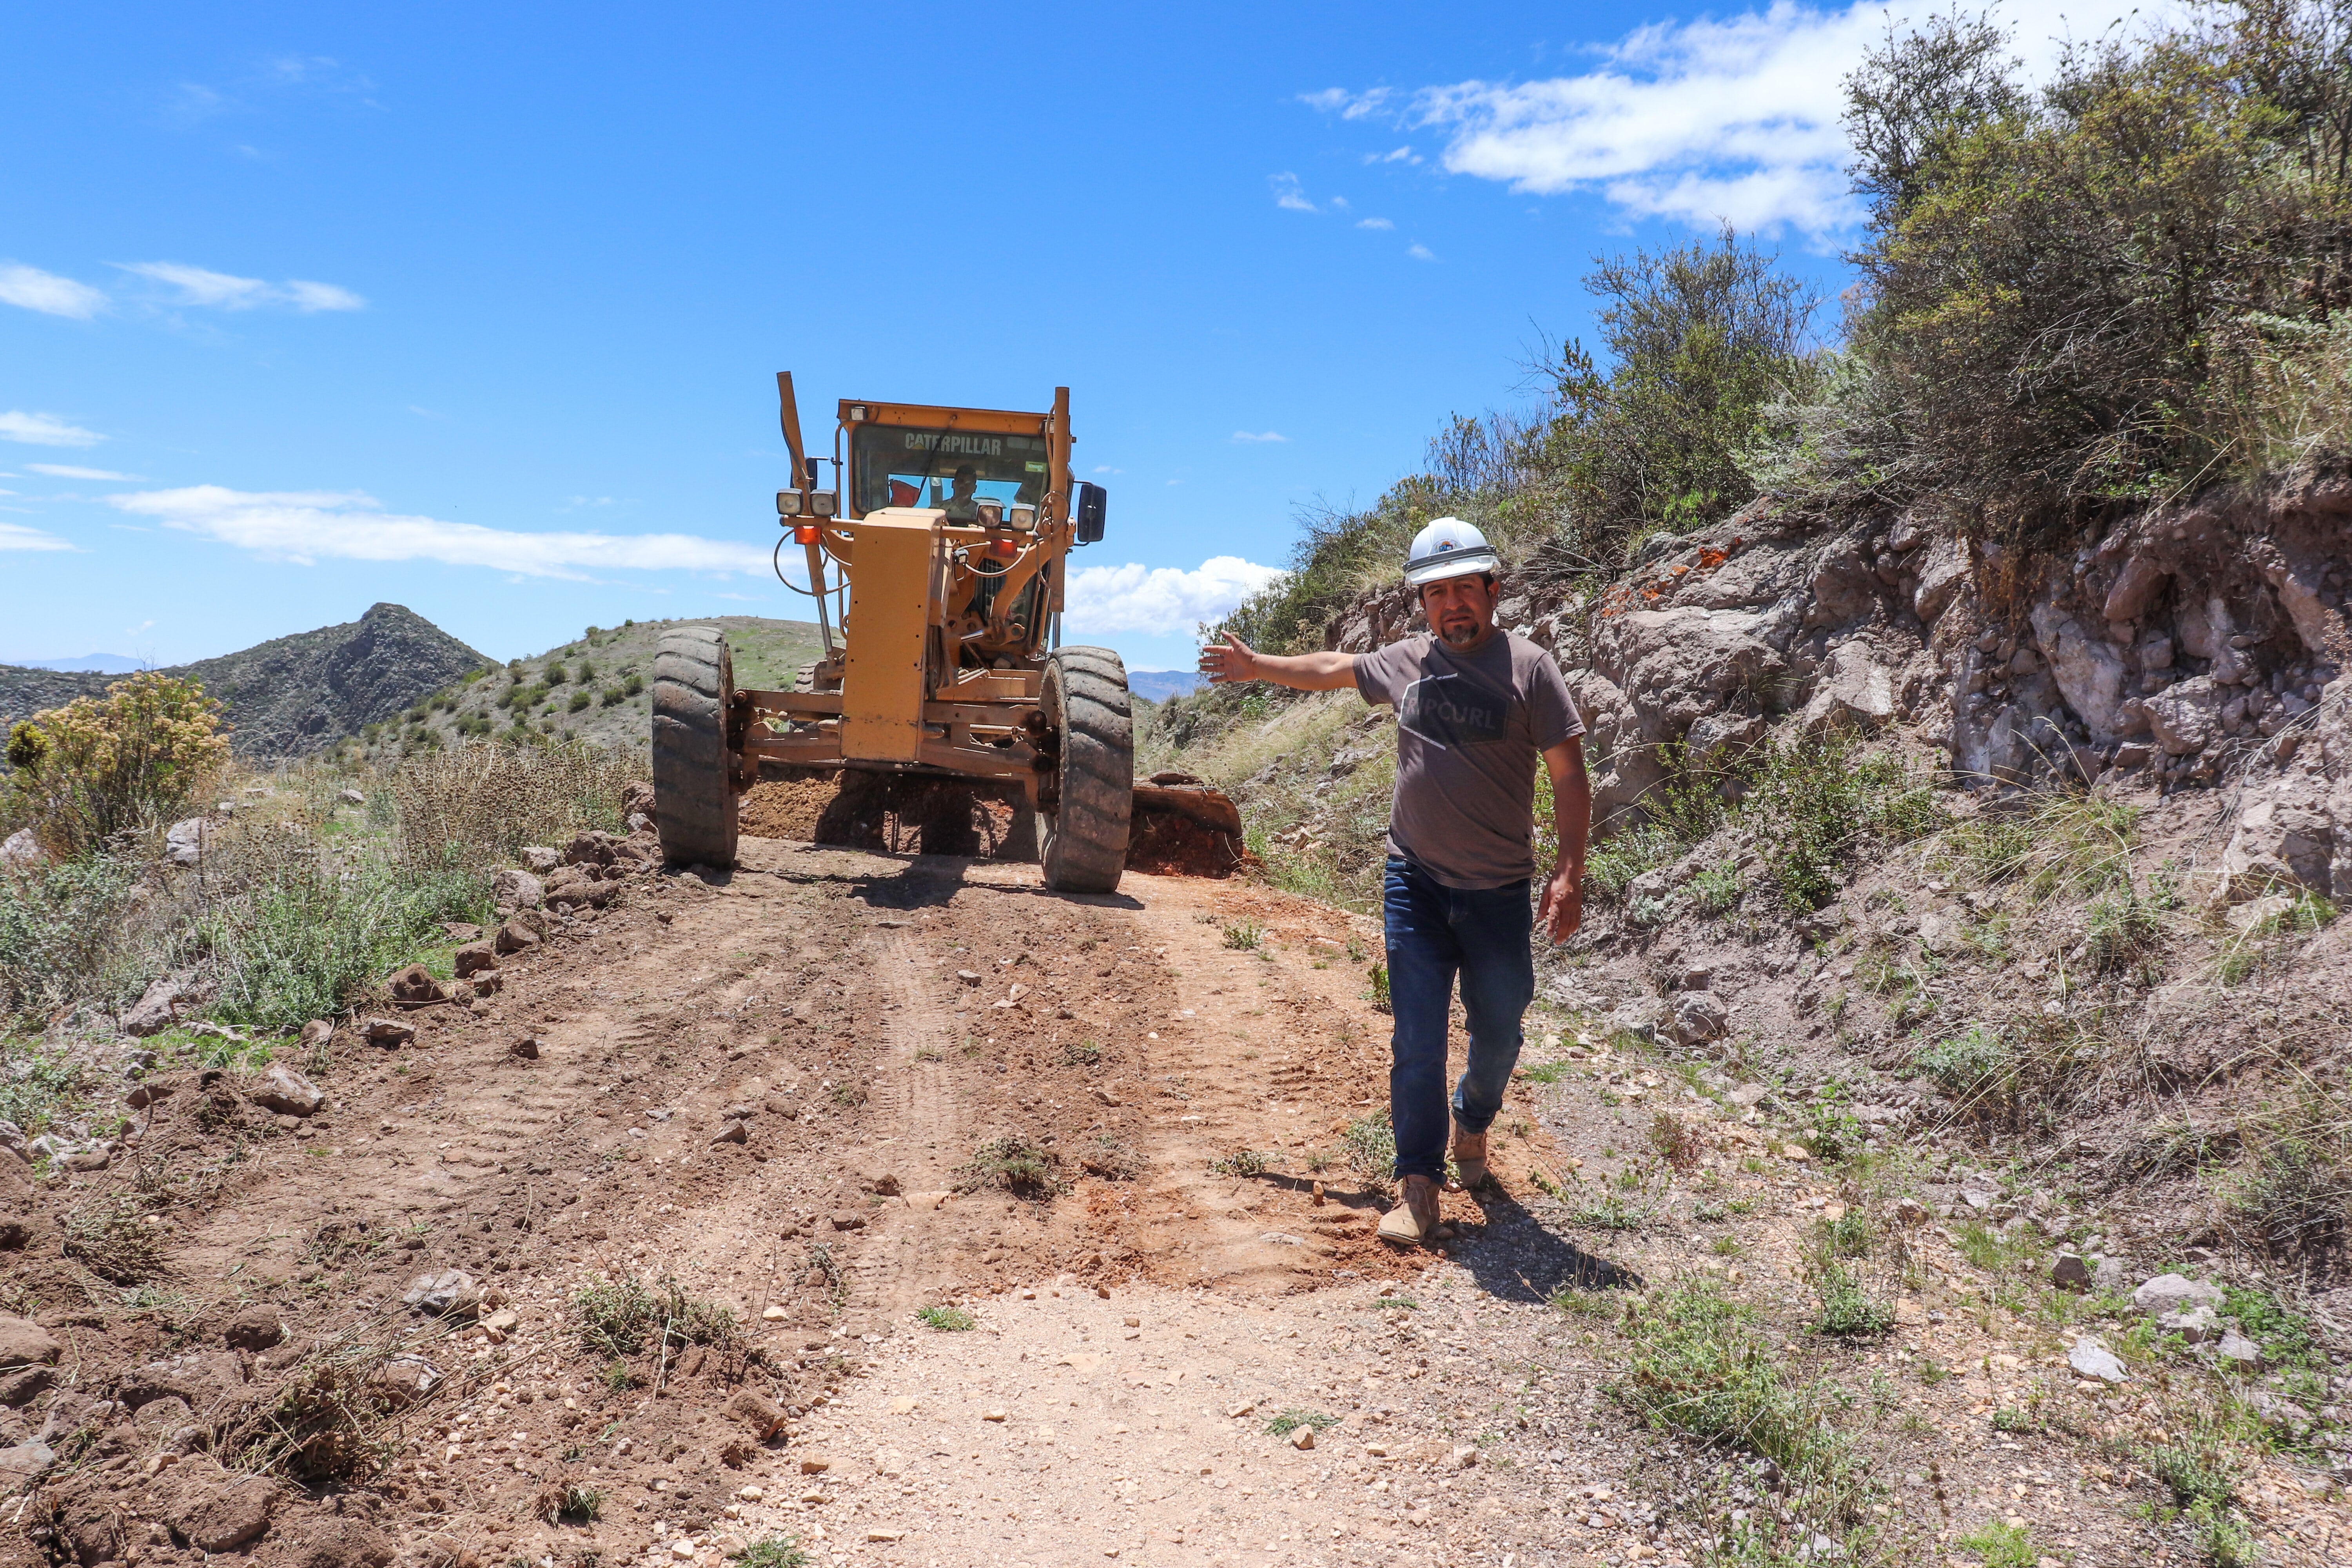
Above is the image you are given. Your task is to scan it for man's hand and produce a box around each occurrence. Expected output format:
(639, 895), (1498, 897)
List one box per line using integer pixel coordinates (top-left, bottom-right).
(1195, 637), (1357, 692)
(1199, 632), (1259, 685)
(1539, 861), (1584, 945)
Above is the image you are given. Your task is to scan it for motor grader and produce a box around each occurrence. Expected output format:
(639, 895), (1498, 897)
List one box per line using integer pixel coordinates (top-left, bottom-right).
(650, 373), (1163, 891)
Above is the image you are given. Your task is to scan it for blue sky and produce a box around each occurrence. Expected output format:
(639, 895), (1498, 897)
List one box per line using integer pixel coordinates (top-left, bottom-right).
(2, 1), (2139, 673)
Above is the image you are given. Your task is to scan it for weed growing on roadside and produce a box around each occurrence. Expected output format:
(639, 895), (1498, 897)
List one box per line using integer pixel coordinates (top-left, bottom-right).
(61, 1194), (165, 1284)
(916, 1305), (976, 1332)
(1263, 1409), (1339, 1437)
(956, 1138), (1067, 1198)
(1221, 919), (1263, 950)
(1212, 1149), (1273, 1178)
(571, 1275), (739, 1360)
(1341, 1110), (1396, 1194)
(541, 1483), (604, 1524)
(733, 1538), (812, 1568)
(1060, 1039), (1102, 1066)
(1955, 1520), (2034, 1567)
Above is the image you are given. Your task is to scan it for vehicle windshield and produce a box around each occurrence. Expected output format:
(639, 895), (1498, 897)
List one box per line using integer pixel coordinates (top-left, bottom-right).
(851, 425), (1051, 520)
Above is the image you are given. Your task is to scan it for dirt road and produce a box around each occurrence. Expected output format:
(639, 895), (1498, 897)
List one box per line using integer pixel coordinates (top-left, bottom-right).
(11, 831), (2345, 1568)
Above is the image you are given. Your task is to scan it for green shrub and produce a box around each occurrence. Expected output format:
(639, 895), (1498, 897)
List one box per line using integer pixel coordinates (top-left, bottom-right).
(568, 690), (592, 713)
(734, 1539), (811, 1568)
(0, 852), (151, 1022)
(916, 1305), (975, 1332)
(955, 1138), (1066, 1197)
(1340, 1110), (1396, 1188)
(1913, 1025), (2013, 1117)
(570, 1275), (739, 1359)
(4, 673), (230, 858)
(1746, 739), (1943, 910)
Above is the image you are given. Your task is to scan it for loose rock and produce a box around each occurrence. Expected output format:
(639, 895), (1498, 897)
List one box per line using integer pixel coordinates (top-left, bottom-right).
(0, 1315), (63, 1369)
(493, 867), (545, 909)
(247, 1063), (325, 1117)
(222, 1305), (285, 1352)
(2132, 1273), (2225, 1318)
(362, 1017), (416, 1047)
(155, 1455), (276, 1551)
(401, 1269), (481, 1318)
(510, 1037), (542, 1060)
(2067, 1337), (2129, 1384)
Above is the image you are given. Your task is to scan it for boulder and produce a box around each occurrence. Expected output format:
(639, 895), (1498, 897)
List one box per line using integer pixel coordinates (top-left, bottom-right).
(492, 867), (544, 909)
(453, 941), (499, 978)
(164, 817), (212, 867)
(388, 965), (448, 1005)
(223, 1304), (285, 1352)
(2146, 677), (2227, 755)
(1664, 991), (1729, 1046)
(247, 1063), (324, 1118)
(494, 914), (546, 956)
(542, 866), (619, 911)
(2158, 1305), (2221, 1344)
(2029, 598), (2133, 742)
(120, 971), (189, 1037)
(120, 1351), (245, 1414)
(2067, 1336), (2129, 1384)
(338, 788), (366, 806)
(1800, 641), (1896, 735)
(563, 830), (622, 867)
(0, 828), (40, 868)
(1911, 537), (1969, 624)
(156, 1455), (277, 1552)
(0, 1315), (62, 1369)
(0, 1118), (24, 1164)
(401, 1269), (481, 1318)
(2131, 1273), (2225, 1317)
(521, 845), (562, 874)
(0, 1439), (54, 1482)
(1603, 996), (1665, 1042)
(361, 1016), (416, 1047)
(2215, 1330), (2264, 1370)
(2220, 789), (2338, 897)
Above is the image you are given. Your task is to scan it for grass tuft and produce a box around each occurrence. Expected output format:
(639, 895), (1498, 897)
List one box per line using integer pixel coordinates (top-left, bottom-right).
(916, 1305), (976, 1332)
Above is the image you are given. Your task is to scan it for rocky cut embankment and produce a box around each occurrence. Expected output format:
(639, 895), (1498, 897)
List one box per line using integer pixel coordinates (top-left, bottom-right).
(1314, 467), (2352, 904)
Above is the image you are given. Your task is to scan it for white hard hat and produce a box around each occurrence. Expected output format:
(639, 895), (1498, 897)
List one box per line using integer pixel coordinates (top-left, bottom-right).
(1405, 516), (1498, 587)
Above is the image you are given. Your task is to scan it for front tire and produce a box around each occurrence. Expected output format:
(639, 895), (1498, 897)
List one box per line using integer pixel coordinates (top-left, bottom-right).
(652, 627), (740, 868)
(1039, 646), (1133, 893)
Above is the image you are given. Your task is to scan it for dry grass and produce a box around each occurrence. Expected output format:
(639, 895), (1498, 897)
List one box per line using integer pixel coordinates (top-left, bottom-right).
(60, 1193), (167, 1285)
(222, 1308), (454, 1484)
(392, 741), (638, 870)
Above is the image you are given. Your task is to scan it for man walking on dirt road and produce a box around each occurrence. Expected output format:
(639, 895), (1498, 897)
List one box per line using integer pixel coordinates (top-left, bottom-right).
(1198, 517), (1590, 1246)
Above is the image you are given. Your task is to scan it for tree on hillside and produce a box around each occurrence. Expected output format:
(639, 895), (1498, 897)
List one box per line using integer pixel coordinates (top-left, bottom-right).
(1539, 226), (1819, 550)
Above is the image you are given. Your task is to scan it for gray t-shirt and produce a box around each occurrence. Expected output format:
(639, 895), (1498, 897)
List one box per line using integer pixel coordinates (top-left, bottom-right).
(1352, 631), (1583, 889)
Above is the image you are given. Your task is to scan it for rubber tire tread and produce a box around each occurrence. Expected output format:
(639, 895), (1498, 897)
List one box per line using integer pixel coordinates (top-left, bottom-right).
(652, 628), (739, 869)
(1040, 646), (1133, 894)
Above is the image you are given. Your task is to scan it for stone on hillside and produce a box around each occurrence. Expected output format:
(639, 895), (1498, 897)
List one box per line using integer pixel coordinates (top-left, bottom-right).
(543, 866), (618, 911)
(564, 830), (622, 867)
(247, 1063), (324, 1117)
(298, 1019), (332, 1051)
(1604, 997), (1664, 1042)
(521, 846), (561, 873)
(0, 828), (40, 867)
(0, 1440), (55, 1481)
(2051, 1253), (2094, 1290)
(510, 1036), (540, 1060)
(494, 915), (544, 955)
(156, 1455), (276, 1552)
(2220, 789), (2338, 897)
(2067, 1337), (2129, 1384)
(401, 1269), (481, 1318)
(1665, 991), (1729, 1046)
(120, 971), (189, 1037)
(362, 1016), (415, 1047)
(1801, 641), (1896, 735)
(388, 965), (447, 1005)
(165, 817), (211, 867)
(2216, 1330), (2264, 1370)
(1684, 711), (1767, 763)
(492, 868), (544, 909)
(338, 788), (365, 806)
(2146, 676), (2227, 755)
(711, 1120), (747, 1144)
(222, 1304), (285, 1352)
(2132, 1273), (2225, 1317)
(453, 941), (499, 978)
(2226, 894), (2297, 933)
(0, 1315), (62, 1369)
(2159, 1305), (2221, 1344)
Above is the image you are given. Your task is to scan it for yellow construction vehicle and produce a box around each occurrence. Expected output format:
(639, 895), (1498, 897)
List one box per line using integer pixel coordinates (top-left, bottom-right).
(651, 373), (1138, 891)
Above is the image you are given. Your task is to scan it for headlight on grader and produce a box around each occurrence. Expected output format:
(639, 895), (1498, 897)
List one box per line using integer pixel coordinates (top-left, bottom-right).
(1008, 504), (1037, 532)
(811, 490), (838, 518)
(776, 490), (805, 517)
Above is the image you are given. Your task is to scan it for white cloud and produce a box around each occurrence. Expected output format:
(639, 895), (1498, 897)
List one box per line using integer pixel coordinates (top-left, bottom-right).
(1357, 216), (1394, 230)
(114, 261), (366, 312)
(1269, 172), (1317, 212)
(105, 485), (771, 581)
(1300, 87), (1392, 120)
(28, 464), (140, 481)
(1091, 465), (1124, 475)
(1400, 1), (2176, 238)
(1231, 430), (1290, 443)
(0, 521), (74, 552)
(1407, 243), (1436, 261)
(0, 263), (108, 319)
(1064, 555), (1287, 637)
(0, 411), (103, 447)
(283, 279), (365, 312)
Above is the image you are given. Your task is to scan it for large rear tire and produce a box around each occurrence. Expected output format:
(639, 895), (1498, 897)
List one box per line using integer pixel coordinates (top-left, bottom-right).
(652, 627), (740, 869)
(1039, 646), (1133, 893)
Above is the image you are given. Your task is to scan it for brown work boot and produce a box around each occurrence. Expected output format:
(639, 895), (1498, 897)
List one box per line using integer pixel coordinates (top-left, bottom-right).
(1450, 1125), (1490, 1190)
(1376, 1174), (1452, 1247)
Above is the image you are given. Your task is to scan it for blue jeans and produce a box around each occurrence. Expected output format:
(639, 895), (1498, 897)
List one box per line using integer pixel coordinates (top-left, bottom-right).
(1382, 855), (1535, 1185)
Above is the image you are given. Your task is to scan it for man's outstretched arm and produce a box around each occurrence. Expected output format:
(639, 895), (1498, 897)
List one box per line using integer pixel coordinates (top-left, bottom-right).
(1537, 735), (1590, 944)
(1198, 632), (1359, 692)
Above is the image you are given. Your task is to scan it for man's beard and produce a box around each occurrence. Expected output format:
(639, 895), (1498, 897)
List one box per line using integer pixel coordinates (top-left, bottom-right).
(1439, 618), (1482, 648)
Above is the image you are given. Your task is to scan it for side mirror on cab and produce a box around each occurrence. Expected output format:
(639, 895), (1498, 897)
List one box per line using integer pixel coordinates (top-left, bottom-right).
(1075, 482), (1107, 544)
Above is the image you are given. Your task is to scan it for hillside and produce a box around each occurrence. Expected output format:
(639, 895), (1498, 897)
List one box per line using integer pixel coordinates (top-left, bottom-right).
(0, 603), (487, 760)
(363, 614), (822, 760)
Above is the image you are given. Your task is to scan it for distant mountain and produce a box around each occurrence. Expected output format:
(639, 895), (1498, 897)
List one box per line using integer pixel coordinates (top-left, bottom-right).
(1128, 669), (1205, 703)
(0, 603), (490, 760)
(16, 654), (147, 674)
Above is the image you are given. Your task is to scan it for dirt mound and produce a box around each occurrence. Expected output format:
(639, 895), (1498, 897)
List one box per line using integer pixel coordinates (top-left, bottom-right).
(740, 770), (1029, 857)
(1128, 778), (1255, 878)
